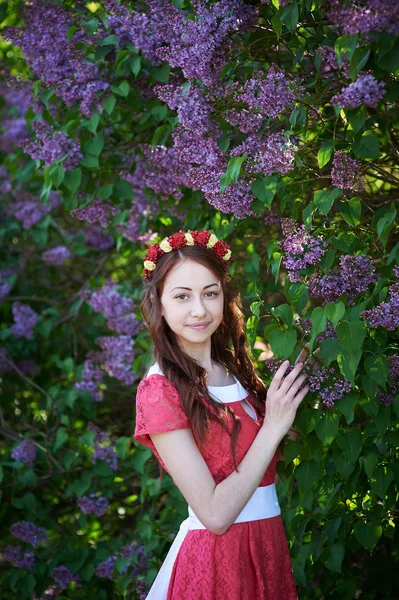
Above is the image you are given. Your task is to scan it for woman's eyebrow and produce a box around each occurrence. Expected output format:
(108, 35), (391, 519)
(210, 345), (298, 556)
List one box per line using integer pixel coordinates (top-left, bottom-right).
(171, 283), (220, 292)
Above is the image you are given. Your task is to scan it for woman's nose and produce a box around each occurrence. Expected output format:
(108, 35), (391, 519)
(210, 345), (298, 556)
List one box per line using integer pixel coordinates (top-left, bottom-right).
(190, 296), (207, 316)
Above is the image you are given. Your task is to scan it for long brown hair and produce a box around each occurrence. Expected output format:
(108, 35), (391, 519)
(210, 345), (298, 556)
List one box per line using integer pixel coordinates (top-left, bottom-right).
(140, 244), (267, 473)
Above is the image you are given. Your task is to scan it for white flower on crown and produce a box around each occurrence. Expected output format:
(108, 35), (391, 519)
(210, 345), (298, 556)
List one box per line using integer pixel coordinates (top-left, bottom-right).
(185, 232), (194, 245)
(223, 249), (231, 261)
(159, 238), (172, 253)
(144, 260), (156, 271)
(206, 233), (218, 249)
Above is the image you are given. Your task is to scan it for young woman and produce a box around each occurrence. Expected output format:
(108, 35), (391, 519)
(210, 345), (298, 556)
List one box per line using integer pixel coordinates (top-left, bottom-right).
(134, 229), (318, 599)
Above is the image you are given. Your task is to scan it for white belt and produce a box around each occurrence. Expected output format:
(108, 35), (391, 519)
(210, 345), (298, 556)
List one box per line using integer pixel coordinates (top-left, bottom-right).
(145, 483), (281, 599)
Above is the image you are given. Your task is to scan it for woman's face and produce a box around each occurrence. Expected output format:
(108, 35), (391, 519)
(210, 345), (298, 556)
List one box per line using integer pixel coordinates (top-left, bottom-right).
(160, 259), (224, 352)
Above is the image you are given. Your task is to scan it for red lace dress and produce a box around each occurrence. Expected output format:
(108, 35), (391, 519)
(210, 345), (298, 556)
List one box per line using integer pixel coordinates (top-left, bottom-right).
(134, 366), (298, 600)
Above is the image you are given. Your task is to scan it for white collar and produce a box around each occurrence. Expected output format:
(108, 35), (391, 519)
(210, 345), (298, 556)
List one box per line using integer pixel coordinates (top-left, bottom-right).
(145, 362), (249, 403)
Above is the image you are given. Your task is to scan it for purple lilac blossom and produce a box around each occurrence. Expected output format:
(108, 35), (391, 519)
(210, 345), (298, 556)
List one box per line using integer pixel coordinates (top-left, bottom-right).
(327, 0), (399, 36)
(331, 151), (364, 191)
(2, 545), (35, 570)
(155, 82), (219, 135)
(279, 218), (327, 283)
(90, 335), (136, 386)
(95, 555), (117, 579)
(4, 2), (108, 116)
(11, 521), (48, 547)
(88, 423), (118, 471)
(230, 66), (298, 118)
(0, 267), (16, 299)
(7, 191), (61, 230)
(377, 390), (397, 406)
(231, 132), (296, 176)
(75, 359), (104, 402)
(11, 439), (37, 467)
(83, 226), (114, 251)
(70, 198), (118, 227)
(42, 245), (71, 265)
(88, 280), (141, 335)
(10, 302), (38, 340)
(224, 108), (263, 134)
(388, 355), (399, 384)
(331, 73), (386, 109)
(0, 348), (37, 377)
(317, 45), (349, 77)
(95, 541), (152, 581)
(51, 566), (82, 591)
(308, 254), (378, 304)
(20, 120), (82, 171)
(32, 583), (60, 600)
(77, 494), (109, 516)
(361, 282), (399, 330)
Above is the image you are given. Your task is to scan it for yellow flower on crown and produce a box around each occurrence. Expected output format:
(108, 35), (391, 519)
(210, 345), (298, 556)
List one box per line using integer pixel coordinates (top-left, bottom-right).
(184, 232), (194, 245)
(159, 238), (172, 253)
(223, 249), (232, 261)
(144, 260), (156, 271)
(206, 233), (218, 249)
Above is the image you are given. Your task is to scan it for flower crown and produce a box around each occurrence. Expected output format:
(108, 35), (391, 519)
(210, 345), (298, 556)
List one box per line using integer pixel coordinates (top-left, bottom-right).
(143, 229), (233, 280)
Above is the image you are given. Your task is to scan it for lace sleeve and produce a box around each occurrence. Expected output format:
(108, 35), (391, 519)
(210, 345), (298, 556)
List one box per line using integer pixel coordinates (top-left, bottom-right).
(134, 374), (191, 457)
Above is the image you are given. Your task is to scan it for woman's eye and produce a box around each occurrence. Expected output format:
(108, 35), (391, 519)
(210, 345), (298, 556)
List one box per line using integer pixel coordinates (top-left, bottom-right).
(175, 292), (218, 300)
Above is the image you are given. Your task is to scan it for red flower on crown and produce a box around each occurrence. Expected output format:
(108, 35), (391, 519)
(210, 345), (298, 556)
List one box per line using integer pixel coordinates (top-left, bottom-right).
(143, 229), (233, 280)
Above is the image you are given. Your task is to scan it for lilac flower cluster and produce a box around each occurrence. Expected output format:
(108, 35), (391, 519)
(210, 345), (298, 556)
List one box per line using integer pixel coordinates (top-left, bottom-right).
(224, 108), (263, 134)
(4, 2), (108, 116)
(264, 358), (351, 407)
(70, 198), (118, 227)
(77, 494), (109, 516)
(91, 335), (136, 386)
(0, 267), (16, 299)
(327, 0), (399, 36)
(361, 283), (399, 330)
(20, 120), (83, 171)
(11, 439), (37, 467)
(388, 355), (399, 384)
(308, 254), (378, 304)
(317, 45), (349, 78)
(106, 0), (258, 85)
(51, 566), (82, 591)
(95, 540), (152, 583)
(2, 545), (35, 570)
(297, 318), (337, 344)
(83, 226), (114, 251)
(0, 82), (34, 151)
(331, 73), (386, 109)
(306, 366), (352, 408)
(155, 82), (218, 135)
(230, 66), (297, 118)
(377, 390), (397, 406)
(10, 521), (48, 547)
(42, 245), (71, 265)
(75, 359), (104, 402)
(0, 348), (38, 378)
(279, 219), (327, 283)
(232, 132), (296, 176)
(88, 423), (118, 471)
(10, 302), (38, 340)
(7, 191), (61, 230)
(331, 151), (364, 191)
(88, 280), (141, 335)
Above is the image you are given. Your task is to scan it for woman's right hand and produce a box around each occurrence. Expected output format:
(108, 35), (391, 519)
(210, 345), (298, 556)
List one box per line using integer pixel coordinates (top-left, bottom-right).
(262, 360), (309, 442)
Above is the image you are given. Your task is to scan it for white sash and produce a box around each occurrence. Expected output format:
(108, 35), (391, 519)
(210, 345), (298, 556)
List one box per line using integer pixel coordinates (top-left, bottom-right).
(145, 483), (281, 599)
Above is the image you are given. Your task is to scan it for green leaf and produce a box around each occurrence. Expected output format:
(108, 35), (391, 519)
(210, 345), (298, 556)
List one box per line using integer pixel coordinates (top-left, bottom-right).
(285, 282), (308, 313)
(337, 349), (361, 386)
(251, 176), (277, 208)
(246, 315), (258, 347)
(115, 436), (130, 460)
(269, 328), (297, 359)
(151, 62), (170, 82)
(335, 392), (357, 424)
(318, 338), (342, 365)
(325, 302), (345, 327)
(335, 34), (358, 64)
(270, 251), (282, 284)
(280, 3), (298, 32)
(346, 105), (366, 133)
(130, 55), (141, 77)
(387, 241), (399, 265)
(295, 407), (321, 435)
(326, 543), (345, 573)
(319, 249), (336, 274)
(363, 454), (378, 480)
(313, 188), (342, 216)
(315, 412), (339, 445)
(310, 306), (327, 351)
(354, 521), (382, 551)
(352, 130), (380, 159)
(271, 13), (282, 39)
(217, 133), (230, 153)
(338, 197), (362, 226)
(49, 163), (65, 188)
(364, 354), (389, 389)
(371, 465), (394, 499)
(317, 141), (335, 169)
(111, 81), (130, 97)
(302, 201), (315, 230)
(228, 154), (247, 183)
(271, 304), (293, 328)
(53, 427), (69, 452)
(337, 320), (366, 354)
(103, 95), (116, 116)
(295, 459), (320, 492)
(336, 428), (362, 462)
(376, 205), (396, 247)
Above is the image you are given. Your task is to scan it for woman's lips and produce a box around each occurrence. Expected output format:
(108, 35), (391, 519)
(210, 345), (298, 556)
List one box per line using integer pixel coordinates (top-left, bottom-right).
(187, 322), (211, 330)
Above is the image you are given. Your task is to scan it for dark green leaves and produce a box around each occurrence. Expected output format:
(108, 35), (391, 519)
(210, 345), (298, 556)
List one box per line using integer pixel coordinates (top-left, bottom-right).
(269, 328), (297, 359)
(338, 197), (362, 226)
(352, 130), (380, 159)
(251, 175), (277, 208)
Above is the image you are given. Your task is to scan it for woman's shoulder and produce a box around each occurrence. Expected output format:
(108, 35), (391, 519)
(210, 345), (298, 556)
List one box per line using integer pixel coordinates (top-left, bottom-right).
(137, 362), (179, 398)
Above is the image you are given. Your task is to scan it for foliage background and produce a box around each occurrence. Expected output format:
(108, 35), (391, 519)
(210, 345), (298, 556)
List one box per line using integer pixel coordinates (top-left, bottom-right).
(0, 0), (398, 598)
